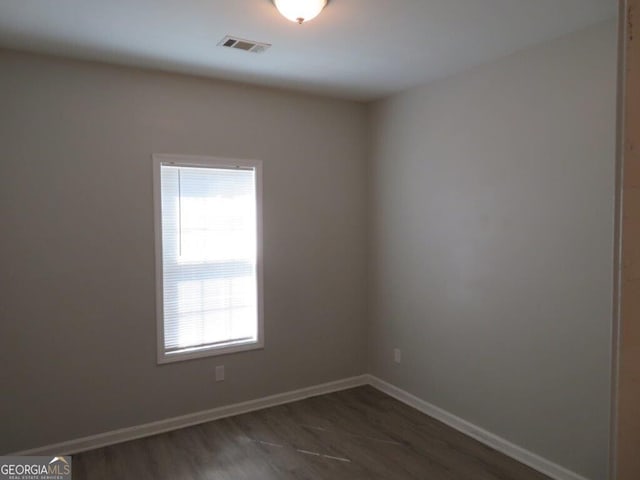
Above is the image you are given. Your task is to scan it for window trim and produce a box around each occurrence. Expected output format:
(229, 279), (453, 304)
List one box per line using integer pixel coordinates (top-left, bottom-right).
(152, 153), (264, 364)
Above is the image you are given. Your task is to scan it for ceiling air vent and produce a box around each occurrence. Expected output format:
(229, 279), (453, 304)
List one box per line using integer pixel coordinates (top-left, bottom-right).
(218, 35), (271, 54)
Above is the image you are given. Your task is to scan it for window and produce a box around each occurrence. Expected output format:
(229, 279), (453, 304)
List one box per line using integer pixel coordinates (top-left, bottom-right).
(153, 154), (263, 363)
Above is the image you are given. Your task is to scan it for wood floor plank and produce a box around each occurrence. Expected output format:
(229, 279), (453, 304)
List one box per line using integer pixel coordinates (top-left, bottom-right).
(72, 386), (551, 480)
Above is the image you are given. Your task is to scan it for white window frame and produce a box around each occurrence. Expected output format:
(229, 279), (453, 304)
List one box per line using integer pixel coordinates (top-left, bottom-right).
(153, 153), (264, 364)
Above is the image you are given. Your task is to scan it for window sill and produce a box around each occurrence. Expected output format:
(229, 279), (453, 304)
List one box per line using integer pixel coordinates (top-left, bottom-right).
(157, 339), (263, 364)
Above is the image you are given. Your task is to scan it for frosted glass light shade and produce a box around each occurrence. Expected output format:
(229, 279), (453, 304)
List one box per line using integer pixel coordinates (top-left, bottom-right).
(274, 0), (328, 24)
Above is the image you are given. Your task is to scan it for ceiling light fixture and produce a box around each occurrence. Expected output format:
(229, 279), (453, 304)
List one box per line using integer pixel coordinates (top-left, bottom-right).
(273, 0), (328, 24)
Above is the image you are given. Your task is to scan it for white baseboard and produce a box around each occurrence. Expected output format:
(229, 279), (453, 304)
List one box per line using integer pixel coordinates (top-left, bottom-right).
(10, 375), (369, 456)
(366, 375), (589, 480)
(10, 373), (590, 480)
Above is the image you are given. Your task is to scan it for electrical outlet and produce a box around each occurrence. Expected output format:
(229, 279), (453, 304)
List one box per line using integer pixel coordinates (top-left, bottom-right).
(215, 365), (225, 382)
(393, 348), (402, 364)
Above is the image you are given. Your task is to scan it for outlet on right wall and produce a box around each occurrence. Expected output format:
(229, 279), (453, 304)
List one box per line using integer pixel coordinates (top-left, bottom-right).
(367, 20), (617, 480)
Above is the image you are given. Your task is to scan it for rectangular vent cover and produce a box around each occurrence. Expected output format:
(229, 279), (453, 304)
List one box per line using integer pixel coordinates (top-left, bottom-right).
(218, 35), (271, 54)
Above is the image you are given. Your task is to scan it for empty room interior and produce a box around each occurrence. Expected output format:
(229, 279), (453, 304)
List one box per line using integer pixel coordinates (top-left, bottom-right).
(1, 1), (639, 479)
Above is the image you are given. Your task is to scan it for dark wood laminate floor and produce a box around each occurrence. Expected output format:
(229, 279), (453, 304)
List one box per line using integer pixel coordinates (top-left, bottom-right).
(73, 386), (551, 480)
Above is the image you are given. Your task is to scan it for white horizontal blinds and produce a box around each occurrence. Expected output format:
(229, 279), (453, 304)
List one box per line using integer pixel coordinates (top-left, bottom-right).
(160, 164), (258, 354)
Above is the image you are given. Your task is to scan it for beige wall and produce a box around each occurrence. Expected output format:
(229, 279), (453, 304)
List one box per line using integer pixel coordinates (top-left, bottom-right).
(0, 50), (368, 454)
(367, 21), (617, 480)
(0, 20), (620, 479)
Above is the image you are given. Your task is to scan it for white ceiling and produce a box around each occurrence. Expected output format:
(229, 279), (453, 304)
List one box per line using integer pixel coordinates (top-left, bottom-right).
(0, 0), (616, 101)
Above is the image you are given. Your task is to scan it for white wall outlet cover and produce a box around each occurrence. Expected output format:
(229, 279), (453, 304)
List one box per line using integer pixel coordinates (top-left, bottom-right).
(215, 365), (225, 382)
(394, 348), (402, 364)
